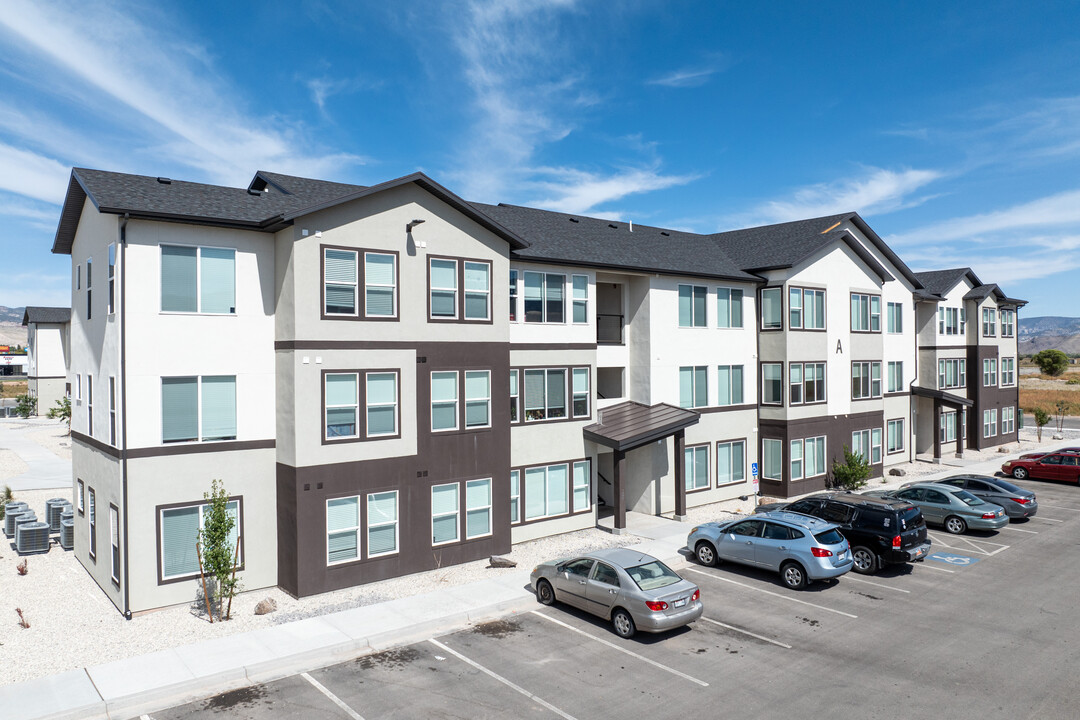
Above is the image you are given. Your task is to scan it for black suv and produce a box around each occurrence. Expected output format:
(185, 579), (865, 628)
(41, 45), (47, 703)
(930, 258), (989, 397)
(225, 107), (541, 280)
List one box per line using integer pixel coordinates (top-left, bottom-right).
(756, 493), (931, 574)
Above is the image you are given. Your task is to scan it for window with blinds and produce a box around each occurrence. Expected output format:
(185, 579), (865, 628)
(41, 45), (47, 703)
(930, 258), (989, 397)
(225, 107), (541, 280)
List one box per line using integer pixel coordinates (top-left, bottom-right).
(510, 470), (520, 524)
(364, 252), (396, 317)
(160, 500), (240, 580)
(161, 245), (235, 314)
(366, 372), (397, 437)
(464, 261), (490, 320)
(464, 371), (491, 428)
(572, 275), (588, 324)
(717, 440), (746, 485)
(679, 366), (707, 408)
(523, 271), (565, 323)
(523, 368), (567, 421)
(572, 368), (589, 418)
(325, 248), (358, 315)
(367, 491), (398, 557)
(432, 483), (460, 545)
(162, 376), (236, 443)
(573, 461), (590, 511)
(684, 446), (709, 490)
(431, 372), (459, 431)
(430, 259), (458, 318)
(717, 287), (743, 328)
(326, 373), (359, 439)
(678, 284), (707, 327)
(465, 479), (492, 538)
(524, 463), (570, 521)
(327, 496), (359, 564)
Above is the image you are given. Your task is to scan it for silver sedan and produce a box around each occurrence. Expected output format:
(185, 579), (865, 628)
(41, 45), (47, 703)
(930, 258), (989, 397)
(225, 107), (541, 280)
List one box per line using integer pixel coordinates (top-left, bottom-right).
(530, 548), (703, 639)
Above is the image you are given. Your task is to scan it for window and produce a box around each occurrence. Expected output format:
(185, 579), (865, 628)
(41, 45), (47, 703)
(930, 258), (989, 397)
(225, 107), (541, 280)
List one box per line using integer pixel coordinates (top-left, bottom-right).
(983, 409), (998, 438)
(852, 362), (882, 400)
(325, 248), (358, 315)
(1001, 358), (1015, 386)
(509, 370), (519, 423)
(789, 287), (802, 329)
(762, 438), (782, 480)
(804, 436), (826, 477)
(982, 308), (996, 337)
(716, 440), (745, 485)
(86, 258), (92, 320)
(161, 245), (235, 314)
(887, 419), (905, 453)
(77, 479), (85, 515)
(679, 366), (708, 408)
(1002, 406), (1015, 434)
(887, 361), (904, 393)
(88, 488), (96, 559)
(161, 498), (240, 578)
(465, 371), (491, 428)
(938, 358), (966, 390)
(109, 377), (117, 446)
(365, 252), (397, 318)
(790, 439), (804, 480)
(76, 374), (82, 402)
(523, 368), (568, 421)
(76, 263), (81, 290)
(1000, 309), (1015, 337)
(716, 288), (743, 328)
(87, 376), (94, 437)
(762, 363), (783, 405)
(524, 463), (569, 520)
(789, 288), (825, 329)
(162, 376), (237, 443)
(938, 307), (962, 335)
(983, 359), (998, 387)
(572, 368), (589, 417)
(108, 244), (116, 315)
(571, 461), (590, 511)
(717, 365), (743, 406)
(327, 496), (360, 564)
(524, 271), (565, 323)
(432, 483), (460, 545)
(509, 270), (519, 321)
(684, 445), (709, 491)
(940, 410), (957, 443)
(431, 372), (459, 431)
(572, 275), (588, 324)
(510, 470), (521, 524)
(366, 372), (398, 437)
(110, 505), (119, 585)
(852, 428), (882, 464)
(367, 491), (398, 557)
(789, 364), (802, 405)
(466, 479), (492, 538)
(802, 363), (826, 403)
(325, 373), (359, 439)
(886, 302), (903, 333)
(851, 293), (880, 332)
(678, 285), (707, 327)
(464, 261), (491, 320)
(761, 288), (782, 329)
(430, 258), (458, 318)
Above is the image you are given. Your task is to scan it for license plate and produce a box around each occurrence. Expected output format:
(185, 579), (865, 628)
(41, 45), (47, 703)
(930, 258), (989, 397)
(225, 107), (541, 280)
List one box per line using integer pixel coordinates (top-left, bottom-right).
(673, 598), (687, 608)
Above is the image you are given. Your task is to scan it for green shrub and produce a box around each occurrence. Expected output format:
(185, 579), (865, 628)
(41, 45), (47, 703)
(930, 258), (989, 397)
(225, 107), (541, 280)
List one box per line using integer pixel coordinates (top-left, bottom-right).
(831, 445), (872, 490)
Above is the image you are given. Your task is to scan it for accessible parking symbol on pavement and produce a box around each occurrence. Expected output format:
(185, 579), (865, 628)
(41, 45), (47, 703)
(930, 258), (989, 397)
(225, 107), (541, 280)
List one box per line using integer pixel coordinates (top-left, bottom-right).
(928, 552), (980, 567)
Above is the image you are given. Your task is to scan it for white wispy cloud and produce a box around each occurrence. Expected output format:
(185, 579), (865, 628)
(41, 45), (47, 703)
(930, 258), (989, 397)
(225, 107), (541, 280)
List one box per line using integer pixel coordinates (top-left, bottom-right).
(647, 67), (718, 88)
(0, 141), (71, 204)
(528, 164), (700, 215)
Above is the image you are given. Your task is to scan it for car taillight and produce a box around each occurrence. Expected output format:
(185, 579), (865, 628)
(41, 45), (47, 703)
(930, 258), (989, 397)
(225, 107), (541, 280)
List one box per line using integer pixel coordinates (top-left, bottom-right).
(892, 535), (901, 548)
(982, 512), (997, 519)
(1012, 497), (1030, 504)
(645, 600), (668, 611)
(810, 547), (833, 557)
(691, 589), (700, 602)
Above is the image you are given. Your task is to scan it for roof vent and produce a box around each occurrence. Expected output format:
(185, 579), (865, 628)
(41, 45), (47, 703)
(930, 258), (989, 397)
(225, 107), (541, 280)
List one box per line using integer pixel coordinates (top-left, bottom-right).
(156, 177), (172, 184)
(568, 217), (579, 223)
(608, 223), (618, 229)
(661, 231), (670, 236)
(247, 188), (262, 196)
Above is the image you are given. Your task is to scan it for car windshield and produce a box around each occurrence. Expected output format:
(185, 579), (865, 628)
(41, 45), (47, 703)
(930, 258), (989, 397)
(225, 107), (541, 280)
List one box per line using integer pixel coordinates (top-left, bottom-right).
(953, 490), (983, 506)
(626, 560), (681, 591)
(814, 529), (845, 545)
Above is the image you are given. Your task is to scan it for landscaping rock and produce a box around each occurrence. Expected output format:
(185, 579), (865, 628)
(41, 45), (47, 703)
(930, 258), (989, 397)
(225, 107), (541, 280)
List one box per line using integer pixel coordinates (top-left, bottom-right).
(489, 555), (517, 568)
(889, 468), (906, 476)
(254, 597), (277, 615)
(1053, 434), (1065, 440)
(998, 446), (1010, 453)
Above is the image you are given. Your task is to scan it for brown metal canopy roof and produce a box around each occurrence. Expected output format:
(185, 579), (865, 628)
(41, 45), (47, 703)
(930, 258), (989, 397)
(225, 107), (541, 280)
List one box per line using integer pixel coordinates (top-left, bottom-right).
(583, 401), (700, 452)
(911, 386), (974, 407)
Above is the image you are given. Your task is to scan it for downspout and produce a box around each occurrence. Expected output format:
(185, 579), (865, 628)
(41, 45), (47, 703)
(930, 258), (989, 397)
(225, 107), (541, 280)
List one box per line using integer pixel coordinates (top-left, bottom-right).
(120, 213), (132, 620)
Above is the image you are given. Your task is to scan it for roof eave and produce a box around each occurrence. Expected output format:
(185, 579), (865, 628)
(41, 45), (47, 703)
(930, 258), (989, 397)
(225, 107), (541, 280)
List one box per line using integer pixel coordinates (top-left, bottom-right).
(846, 213), (924, 289)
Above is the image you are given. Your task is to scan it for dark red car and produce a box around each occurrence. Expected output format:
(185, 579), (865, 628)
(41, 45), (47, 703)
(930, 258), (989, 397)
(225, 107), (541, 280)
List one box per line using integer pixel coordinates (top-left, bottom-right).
(1018, 446), (1080, 460)
(1002, 451), (1080, 482)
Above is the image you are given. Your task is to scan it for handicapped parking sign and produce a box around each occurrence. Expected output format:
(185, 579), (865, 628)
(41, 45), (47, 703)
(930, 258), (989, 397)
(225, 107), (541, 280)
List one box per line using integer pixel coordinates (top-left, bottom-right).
(928, 552), (980, 567)
(751, 462), (759, 478)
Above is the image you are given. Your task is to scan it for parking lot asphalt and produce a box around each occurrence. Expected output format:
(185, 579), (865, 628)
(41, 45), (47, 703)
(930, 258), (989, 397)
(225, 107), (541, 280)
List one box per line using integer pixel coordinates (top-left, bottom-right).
(149, 476), (1080, 720)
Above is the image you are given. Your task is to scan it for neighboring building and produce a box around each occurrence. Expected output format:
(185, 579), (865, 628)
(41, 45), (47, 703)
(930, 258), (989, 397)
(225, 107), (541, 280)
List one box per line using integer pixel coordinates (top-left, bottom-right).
(22, 306), (71, 414)
(51, 167), (1023, 615)
(0, 352), (28, 377)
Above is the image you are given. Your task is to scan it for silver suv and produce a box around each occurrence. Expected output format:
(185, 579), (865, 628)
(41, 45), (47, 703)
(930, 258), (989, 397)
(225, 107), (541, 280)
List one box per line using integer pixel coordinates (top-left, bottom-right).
(687, 511), (853, 590)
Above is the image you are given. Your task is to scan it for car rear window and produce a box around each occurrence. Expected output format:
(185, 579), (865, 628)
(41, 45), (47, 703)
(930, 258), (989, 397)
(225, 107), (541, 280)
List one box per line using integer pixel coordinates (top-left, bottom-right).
(900, 507), (923, 528)
(954, 490), (984, 506)
(814, 529), (845, 546)
(991, 479), (1023, 494)
(626, 561), (681, 591)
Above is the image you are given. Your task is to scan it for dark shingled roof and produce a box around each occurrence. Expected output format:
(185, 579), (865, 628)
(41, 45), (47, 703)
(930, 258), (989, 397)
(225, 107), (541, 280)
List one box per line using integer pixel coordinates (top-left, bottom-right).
(708, 213), (852, 271)
(250, 170), (364, 200)
(913, 268), (973, 297)
(582, 401), (700, 452)
(22, 307), (71, 325)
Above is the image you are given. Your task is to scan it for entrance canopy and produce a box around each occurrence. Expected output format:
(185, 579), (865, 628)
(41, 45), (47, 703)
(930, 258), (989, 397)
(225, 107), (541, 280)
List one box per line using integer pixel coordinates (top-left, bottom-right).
(911, 386), (974, 407)
(584, 401), (700, 452)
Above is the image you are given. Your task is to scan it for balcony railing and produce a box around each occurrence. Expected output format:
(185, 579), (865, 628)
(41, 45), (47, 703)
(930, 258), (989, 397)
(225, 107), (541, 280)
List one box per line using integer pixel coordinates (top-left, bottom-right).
(597, 314), (624, 345)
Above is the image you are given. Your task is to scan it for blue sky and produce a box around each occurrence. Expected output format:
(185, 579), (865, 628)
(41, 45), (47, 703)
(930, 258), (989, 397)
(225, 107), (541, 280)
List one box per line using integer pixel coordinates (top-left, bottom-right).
(1, 1), (1078, 317)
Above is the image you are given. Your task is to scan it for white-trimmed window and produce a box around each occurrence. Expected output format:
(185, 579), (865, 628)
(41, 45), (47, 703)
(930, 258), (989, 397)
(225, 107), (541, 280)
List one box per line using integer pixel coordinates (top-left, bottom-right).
(983, 359), (998, 388)
(161, 245), (235, 314)
(466, 478), (492, 538)
(762, 438), (782, 480)
(365, 252), (397, 318)
(938, 358), (966, 389)
(88, 487), (96, 559)
(1002, 406), (1015, 434)
(77, 479), (85, 514)
(109, 505), (119, 585)
(983, 409), (998, 438)
(717, 440), (746, 485)
(572, 275), (588, 324)
(108, 244), (116, 315)
(524, 463), (569, 520)
(524, 271), (565, 323)
(684, 445), (709, 491)
(430, 258), (458, 318)
(678, 284), (707, 328)
(789, 363), (803, 405)
(717, 365), (744, 406)
(887, 361), (904, 393)
(790, 288), (825, 330)
(852, 428), (882, 464)
(325, 373), (359, 439)
(940, 410), (957, 443)
(161, 499), (240, 578)
(571, 368), (589, 418)
(87, 376), (94, 437)
(324, 248), (358, 315)
(851, 293), (881, 332)
(762, 363), (783, 405)
(887, 302), (903, 333)
(465, 370), (491, 428)
(1000, 309), (1015, 337)
(790, 439), (804, 480)
(852, 362), (882, 400)
(86, 258), (92, 320)
(510, 470), (521, 524)
(523, 368), (568, 421)
(367, 491), (398, 557)
(76, 374), (82, 402)
(803, 363), (826, 403)
(431, 372), (459, 431)
(982, 308), (996, 337)
(572, 461), (590, 511)
(366, 372), (398, 437)
(327, 496), (360, 564)
(109, 377), (117, 446)
(510, 370), (519, 423)
(717, 288), (743, 328)
(76, 263), (81, 291)
(162, 376), (237, 443)
(761, 288), (782, 330)
(938, 307), (963, 335)
(804, 436), (826, 477)
(679, 366), (708, 408)
(464, 261), (491, 320)
(509, 270), (519, 322)
(432, 483), (460, 545)
(888, 419), (905, 453)
(1001, 358), (1015, 386)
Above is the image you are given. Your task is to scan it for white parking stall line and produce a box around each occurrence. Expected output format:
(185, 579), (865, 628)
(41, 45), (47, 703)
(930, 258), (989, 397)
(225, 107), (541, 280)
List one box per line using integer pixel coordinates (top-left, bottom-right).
(1040, 504), (1080, 512)
(1000, 526), (1039, 534)
(301, 672), (366, 720)
(428, 638), (579, 720)
(1033, 517), (1063, 523)
(927, 532), (1010, 556)
(683, 567), (857, 619)
(530, 611), (709, 687)
(918, 563), (956, 573)
(700, 617), (792, 649)
(842, 576), (911, 594)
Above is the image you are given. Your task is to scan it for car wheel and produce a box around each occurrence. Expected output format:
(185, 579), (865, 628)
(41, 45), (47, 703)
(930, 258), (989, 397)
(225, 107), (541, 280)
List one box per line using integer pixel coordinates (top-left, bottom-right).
(612, 608), (636, 639)
(695, 541), (719, 567)
(944, 516), (967, 534)
(536, 579), (555, 606)
(1012, 467), (1028, 480)
(780, 562), (807, 590)
(851, 546), (878, 575)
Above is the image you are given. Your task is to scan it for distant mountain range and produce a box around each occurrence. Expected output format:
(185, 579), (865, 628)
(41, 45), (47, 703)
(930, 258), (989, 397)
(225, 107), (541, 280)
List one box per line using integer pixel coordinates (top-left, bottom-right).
(1018, 316), (1080, 355)
(0, 306), (25, 324)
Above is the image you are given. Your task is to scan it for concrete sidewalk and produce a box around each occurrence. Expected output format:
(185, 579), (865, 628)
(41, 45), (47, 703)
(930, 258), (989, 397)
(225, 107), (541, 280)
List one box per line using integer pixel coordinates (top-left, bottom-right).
(2, 440), (1075, 720)
(0, 418), (72, 491)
